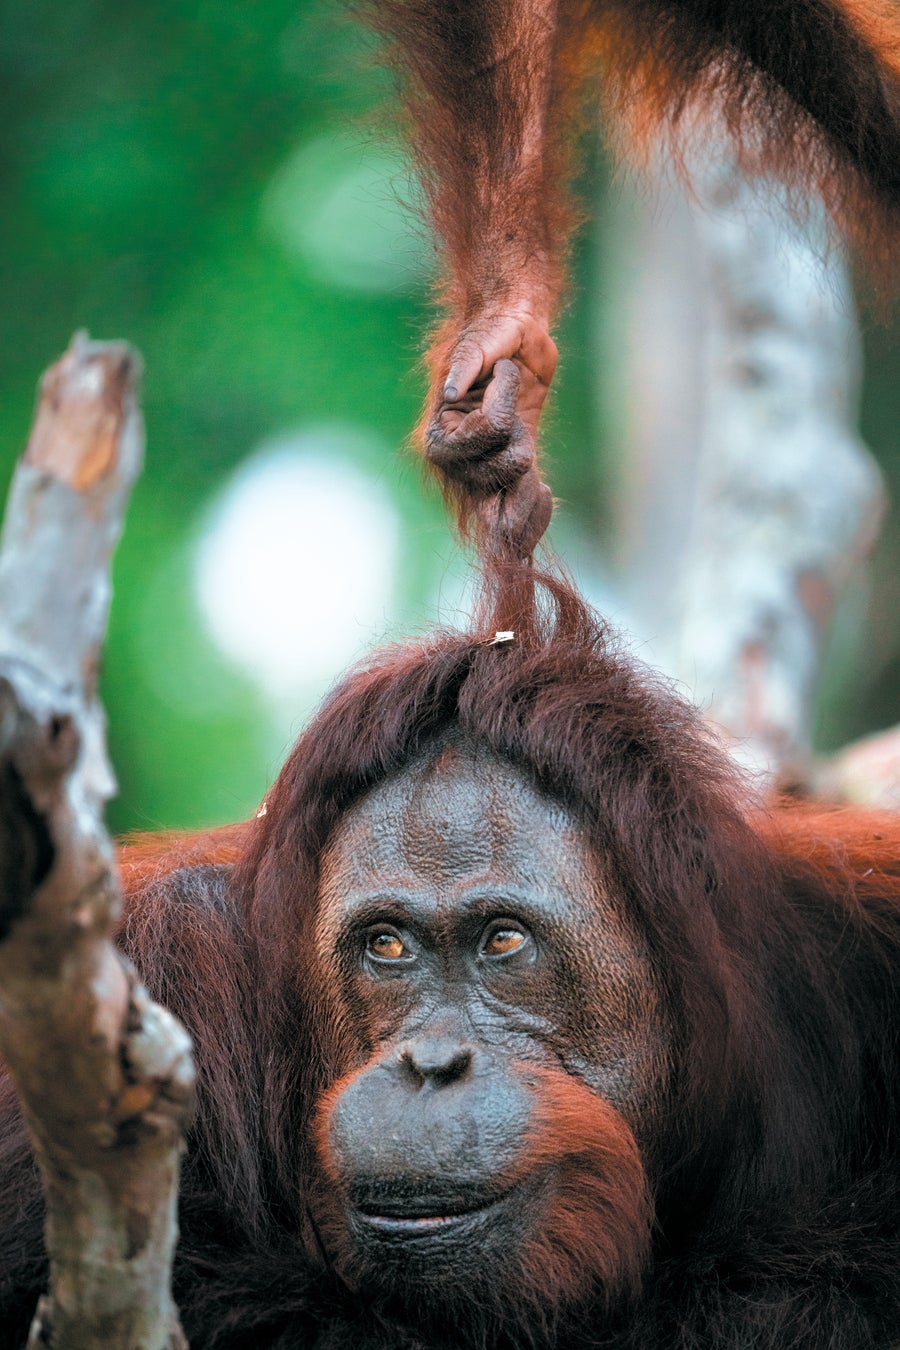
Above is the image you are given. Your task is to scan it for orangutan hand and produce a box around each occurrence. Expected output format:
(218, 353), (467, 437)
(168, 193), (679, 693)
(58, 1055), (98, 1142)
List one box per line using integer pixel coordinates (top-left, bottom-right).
(426, 355), (554, 557)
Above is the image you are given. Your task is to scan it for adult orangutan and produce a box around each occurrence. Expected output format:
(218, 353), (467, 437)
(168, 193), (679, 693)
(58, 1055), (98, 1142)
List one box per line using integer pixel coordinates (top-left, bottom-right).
(2, 0), (900, 1345)
(0, 563), (898, 1348)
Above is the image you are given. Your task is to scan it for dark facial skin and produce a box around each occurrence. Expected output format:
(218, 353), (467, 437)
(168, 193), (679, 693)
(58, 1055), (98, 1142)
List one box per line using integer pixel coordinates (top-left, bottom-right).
(315, 740), (668, 1293)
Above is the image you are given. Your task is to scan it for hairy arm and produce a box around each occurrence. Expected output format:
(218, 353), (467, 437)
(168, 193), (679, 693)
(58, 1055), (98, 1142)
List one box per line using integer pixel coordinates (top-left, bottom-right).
(367, 0), (592, 552)
(419, 0), (567, 405)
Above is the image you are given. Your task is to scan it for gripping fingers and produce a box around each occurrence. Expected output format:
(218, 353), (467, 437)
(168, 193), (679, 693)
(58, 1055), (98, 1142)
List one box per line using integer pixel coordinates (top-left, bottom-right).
(426, 351), (554, 555)
(443, 325), (519, 403)
(426, 361), (527, 487)
(442, 313), (557, 403)
(481, 358), (521, 429)
(443, 347), (486, 405)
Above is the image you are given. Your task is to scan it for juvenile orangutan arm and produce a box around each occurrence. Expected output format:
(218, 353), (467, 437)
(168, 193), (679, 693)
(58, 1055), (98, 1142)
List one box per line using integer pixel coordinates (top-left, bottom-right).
(367, 0), (589, 548)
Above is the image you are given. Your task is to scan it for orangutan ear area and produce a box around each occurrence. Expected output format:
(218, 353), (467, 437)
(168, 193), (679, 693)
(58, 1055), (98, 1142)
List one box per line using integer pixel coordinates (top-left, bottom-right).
(2, 1), (900, 1347)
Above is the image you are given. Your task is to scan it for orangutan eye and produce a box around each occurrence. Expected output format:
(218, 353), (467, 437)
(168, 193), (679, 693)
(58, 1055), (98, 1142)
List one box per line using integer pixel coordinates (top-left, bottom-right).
(481, 925), (529, 958)
(366, 928), (410, 963)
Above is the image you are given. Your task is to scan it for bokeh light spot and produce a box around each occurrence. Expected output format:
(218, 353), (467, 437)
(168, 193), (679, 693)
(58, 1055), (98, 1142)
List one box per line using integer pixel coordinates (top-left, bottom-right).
(194, 429), (400, 700)
(260, 131), (432, 292)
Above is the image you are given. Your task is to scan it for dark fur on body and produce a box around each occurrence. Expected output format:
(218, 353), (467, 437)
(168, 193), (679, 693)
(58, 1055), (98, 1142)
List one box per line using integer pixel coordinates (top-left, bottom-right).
(1, 570), (899, 1348)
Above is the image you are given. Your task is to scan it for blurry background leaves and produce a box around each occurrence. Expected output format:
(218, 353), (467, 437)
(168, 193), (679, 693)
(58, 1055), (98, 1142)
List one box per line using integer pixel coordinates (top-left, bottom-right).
(0, 0), (897, 830)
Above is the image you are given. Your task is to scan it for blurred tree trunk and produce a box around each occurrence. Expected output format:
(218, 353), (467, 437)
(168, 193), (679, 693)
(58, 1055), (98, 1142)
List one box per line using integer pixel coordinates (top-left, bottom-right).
(605, 153), (887, 792)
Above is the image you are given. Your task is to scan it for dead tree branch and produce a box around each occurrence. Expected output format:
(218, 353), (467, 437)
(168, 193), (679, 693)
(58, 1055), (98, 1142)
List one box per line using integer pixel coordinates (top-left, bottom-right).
(0, 334), (193, 1349)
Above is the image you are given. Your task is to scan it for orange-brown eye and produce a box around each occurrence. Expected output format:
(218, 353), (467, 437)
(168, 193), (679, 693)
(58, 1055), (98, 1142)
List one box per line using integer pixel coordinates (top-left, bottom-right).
(482, 927), (527, 957)
(366, 930), (408, 961)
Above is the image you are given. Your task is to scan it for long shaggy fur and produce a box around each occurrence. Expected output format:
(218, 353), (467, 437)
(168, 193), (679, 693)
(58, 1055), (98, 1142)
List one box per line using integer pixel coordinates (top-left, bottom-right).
(363, 0), (900, 548)
(0, 566), (899, 1346)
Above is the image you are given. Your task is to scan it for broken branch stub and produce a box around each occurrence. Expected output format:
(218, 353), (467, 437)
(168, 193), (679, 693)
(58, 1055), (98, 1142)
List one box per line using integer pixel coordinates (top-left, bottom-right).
(0, 334), (194, 1350)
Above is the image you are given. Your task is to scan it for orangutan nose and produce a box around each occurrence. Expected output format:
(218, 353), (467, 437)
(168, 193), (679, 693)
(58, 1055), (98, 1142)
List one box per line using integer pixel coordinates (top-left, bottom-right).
(398, 1039), (474, 1089)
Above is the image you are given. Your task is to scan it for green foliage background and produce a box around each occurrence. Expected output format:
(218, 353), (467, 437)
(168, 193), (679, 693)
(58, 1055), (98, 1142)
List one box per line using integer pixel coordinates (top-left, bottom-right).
(0, 0), (897, 832)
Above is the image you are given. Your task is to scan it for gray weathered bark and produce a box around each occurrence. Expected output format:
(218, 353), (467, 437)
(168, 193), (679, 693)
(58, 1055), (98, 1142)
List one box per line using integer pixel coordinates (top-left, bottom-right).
(0, 334), (193, 1349)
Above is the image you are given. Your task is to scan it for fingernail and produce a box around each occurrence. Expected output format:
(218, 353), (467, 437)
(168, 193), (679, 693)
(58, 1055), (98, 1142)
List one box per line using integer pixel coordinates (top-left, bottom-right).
(444, 383), (458, 402)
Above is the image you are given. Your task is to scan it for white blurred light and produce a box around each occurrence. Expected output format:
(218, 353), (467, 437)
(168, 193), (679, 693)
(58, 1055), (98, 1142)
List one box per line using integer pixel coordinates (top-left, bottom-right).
(194, 430), (400, 699)
(260, 131), (432, 292)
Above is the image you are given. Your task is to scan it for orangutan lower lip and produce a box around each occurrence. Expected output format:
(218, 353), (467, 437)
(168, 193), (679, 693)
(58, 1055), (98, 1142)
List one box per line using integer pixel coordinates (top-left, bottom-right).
(354, 1190), (513, 1233)
(360, 1211), (473, 1231)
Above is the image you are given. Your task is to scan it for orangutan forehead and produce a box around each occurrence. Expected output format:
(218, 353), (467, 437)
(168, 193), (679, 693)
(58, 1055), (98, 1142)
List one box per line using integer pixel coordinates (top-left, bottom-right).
(319, 740), (599, 903)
